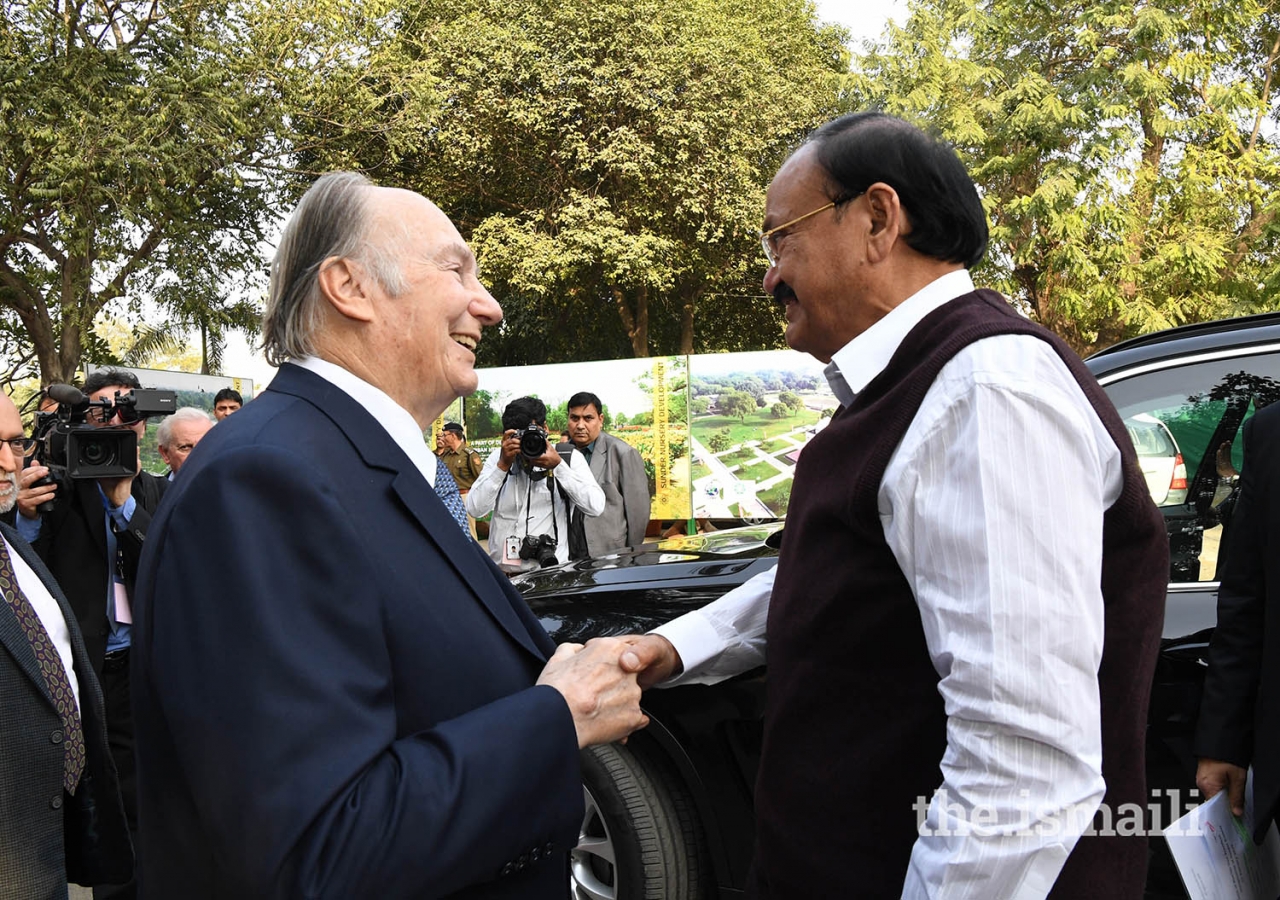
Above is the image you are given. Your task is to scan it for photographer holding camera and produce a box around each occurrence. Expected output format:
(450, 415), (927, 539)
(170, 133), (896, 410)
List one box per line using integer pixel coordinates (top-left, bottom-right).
(16, 368), (171, 900)
(466, 397), (604, 574)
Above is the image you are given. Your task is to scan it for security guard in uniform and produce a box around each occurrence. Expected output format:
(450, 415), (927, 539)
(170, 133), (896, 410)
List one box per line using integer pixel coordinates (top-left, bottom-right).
(438, 423), (483, 493)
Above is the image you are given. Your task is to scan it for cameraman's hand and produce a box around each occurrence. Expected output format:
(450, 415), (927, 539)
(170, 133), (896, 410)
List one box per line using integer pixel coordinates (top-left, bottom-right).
(496, 429), (521, 472)
(537, 638), (649, 748)
(98, 449), (139, 508)
(17, 464), (56, 519)
(98, 475), (134, 509)
(532, 444), (563, 470)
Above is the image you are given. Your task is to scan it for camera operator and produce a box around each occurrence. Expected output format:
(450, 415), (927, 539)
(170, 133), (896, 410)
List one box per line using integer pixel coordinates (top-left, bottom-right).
(15, 368), (168, 900)
(466, 397), (604, 574)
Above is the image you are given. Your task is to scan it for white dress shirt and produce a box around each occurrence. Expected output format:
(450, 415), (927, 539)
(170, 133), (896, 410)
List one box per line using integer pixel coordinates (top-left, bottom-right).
(294, 357), (436, 488)
(4, 534), (81, 714)
(653, 269), (1122, 899)
(466, 448), (605, 573)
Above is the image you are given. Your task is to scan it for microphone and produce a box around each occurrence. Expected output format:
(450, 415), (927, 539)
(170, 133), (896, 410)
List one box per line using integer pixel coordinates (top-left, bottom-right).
(45, 383), (89, 409)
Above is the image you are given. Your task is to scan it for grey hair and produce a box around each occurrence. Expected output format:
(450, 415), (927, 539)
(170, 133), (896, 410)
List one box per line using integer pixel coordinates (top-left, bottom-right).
(261, 171), (409, 366)
(157, 407), (214, 448)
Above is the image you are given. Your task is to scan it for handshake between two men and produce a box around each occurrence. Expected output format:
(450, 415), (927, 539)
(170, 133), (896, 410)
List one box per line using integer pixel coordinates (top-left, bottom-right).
(535, 634), (683, 746)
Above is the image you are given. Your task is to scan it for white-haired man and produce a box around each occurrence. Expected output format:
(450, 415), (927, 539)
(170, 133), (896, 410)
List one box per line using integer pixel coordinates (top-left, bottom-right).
(155, 407), (213, 479)
(130, 172), (648, 899)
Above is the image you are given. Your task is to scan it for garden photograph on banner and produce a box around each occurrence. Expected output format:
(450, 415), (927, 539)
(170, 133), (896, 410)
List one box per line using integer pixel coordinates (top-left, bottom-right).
(687, 350), (839, 519)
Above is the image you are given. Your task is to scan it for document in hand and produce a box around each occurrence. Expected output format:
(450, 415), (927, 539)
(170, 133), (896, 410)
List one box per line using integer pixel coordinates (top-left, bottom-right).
(1164, 773), (1280, 900)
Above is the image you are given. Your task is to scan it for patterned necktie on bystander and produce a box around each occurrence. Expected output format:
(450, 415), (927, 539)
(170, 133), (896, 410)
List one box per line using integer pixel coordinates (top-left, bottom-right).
(0, 538), (86, 794)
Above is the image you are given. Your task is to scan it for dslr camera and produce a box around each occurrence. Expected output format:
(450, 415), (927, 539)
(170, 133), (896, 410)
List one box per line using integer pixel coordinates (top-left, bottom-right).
(515, 424), (549, 460)
(29, 383), (177, 512)
(518, 532), (559, 568)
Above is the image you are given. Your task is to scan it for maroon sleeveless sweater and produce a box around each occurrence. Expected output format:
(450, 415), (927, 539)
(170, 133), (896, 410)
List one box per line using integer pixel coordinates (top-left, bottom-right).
(750, 291), (1168, 899)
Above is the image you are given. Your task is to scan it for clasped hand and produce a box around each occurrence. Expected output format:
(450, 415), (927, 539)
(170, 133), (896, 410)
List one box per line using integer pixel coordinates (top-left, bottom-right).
(536, 634), (685, 748)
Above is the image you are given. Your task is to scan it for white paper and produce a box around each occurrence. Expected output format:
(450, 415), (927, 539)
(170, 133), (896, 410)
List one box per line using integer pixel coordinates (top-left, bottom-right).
(1164, 774), (1280, 900)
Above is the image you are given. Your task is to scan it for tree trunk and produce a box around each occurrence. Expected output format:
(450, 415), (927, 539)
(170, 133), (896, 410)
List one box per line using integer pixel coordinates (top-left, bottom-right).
(612, 284), (650, 357)
(679, 287), (701, 356)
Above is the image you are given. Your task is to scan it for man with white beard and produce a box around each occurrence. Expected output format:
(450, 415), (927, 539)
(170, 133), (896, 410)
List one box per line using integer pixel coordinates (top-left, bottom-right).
(0, 391), (132, 897)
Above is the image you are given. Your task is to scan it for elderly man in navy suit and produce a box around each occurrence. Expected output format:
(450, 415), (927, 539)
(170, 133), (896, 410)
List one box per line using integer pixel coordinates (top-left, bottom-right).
(130, 172), (648, 899)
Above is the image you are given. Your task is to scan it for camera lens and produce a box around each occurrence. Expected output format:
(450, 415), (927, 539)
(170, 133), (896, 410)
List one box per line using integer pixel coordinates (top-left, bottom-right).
(79, 435), (118, 468)
(519, 427), (548, 458)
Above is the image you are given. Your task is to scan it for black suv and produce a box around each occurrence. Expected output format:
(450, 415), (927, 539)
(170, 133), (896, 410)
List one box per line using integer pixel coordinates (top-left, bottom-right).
(515, 312), (1280, 900)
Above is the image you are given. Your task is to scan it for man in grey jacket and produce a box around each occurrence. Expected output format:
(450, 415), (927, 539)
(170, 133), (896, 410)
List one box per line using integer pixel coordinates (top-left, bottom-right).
(566, 392), (650, 556)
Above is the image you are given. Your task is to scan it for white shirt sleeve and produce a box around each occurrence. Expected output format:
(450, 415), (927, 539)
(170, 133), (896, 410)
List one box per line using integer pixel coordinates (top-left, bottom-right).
(888, 336), (1121, 899)
(464, 449), (505, 518)
(556, 448), (606, 517)
(650, 566), (774, 686)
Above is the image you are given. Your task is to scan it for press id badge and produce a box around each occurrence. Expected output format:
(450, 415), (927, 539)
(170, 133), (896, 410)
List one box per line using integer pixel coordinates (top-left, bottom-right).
(503, 535), (522, 567)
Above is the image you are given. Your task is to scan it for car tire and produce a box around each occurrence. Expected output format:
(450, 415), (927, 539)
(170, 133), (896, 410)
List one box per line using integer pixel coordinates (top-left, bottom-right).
(572, 741), (711, 900)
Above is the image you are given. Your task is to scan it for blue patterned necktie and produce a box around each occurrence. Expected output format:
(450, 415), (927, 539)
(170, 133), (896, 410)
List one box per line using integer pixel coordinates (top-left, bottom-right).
(434, 457), (471, 534)
(0, 538), (86, 794)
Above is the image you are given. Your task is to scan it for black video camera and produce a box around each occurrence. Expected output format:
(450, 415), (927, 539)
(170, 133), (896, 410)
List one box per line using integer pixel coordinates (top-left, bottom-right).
(29, 383), (177, 513)
(518, 532), (558, 568)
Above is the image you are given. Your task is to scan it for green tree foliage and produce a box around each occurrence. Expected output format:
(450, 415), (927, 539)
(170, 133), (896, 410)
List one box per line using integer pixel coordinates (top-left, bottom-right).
(719, 389), (756, 422)
(0, 0), (292, 384)
(313, 0), (849, 363)
(708, 428), (732, 452)
(851, 0), (1280, 352)
(463, 389), (504, 439)
(778, 390), (804, 412)
(0, 0), (437, 385)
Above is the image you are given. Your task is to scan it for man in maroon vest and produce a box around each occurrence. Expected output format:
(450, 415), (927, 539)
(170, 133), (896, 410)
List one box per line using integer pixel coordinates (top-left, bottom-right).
(622, 112), (1167, 898)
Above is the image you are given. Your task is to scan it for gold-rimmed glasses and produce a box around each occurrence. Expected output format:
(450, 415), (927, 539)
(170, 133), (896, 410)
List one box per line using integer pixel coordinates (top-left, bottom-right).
(759, 191), (865, 268)
(760, 202), (834, 268)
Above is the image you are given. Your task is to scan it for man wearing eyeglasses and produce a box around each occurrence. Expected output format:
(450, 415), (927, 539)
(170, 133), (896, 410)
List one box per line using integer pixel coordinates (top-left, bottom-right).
(16, 367), (168, 900)
(1, 389), (134, 900)
(621, 112), (1168, 899)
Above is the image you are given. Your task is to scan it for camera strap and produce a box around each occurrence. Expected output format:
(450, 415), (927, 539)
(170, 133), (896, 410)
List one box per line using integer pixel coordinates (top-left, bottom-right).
(521, 472), (559, 546)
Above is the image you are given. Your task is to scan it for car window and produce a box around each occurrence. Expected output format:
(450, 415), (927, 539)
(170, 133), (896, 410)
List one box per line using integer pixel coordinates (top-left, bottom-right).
(1102, 350), (1280, 584)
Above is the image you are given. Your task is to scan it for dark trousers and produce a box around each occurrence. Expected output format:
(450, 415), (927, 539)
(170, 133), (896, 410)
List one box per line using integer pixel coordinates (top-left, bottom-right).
(93, 652), (136, 900)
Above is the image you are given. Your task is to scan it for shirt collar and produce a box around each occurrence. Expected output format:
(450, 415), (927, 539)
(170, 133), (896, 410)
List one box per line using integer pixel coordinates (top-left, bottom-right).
(293, 356), (436, 488)
(824, 269), (975, 406)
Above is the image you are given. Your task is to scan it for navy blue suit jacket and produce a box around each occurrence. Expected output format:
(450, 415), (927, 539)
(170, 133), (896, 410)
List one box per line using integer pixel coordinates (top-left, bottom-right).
(130, 364), (582, 898)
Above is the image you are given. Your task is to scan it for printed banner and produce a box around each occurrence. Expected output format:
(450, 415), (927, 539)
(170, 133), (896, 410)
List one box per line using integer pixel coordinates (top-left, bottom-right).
(469, 356), (691, 520)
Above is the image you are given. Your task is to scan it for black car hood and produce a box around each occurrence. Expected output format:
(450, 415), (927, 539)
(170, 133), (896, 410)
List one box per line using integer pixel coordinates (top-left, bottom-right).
(512, 523), (784, 598)
(513, 523), (784, 643)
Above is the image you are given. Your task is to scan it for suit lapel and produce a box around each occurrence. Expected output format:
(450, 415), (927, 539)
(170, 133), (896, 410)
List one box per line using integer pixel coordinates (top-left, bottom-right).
(267, 365), (549, 663)
(389, 470), (548, 660)
(590, 437), (608, 482)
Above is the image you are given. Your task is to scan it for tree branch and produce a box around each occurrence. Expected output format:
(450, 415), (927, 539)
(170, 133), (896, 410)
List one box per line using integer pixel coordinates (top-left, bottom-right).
(1249, 34), (1280, 153)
